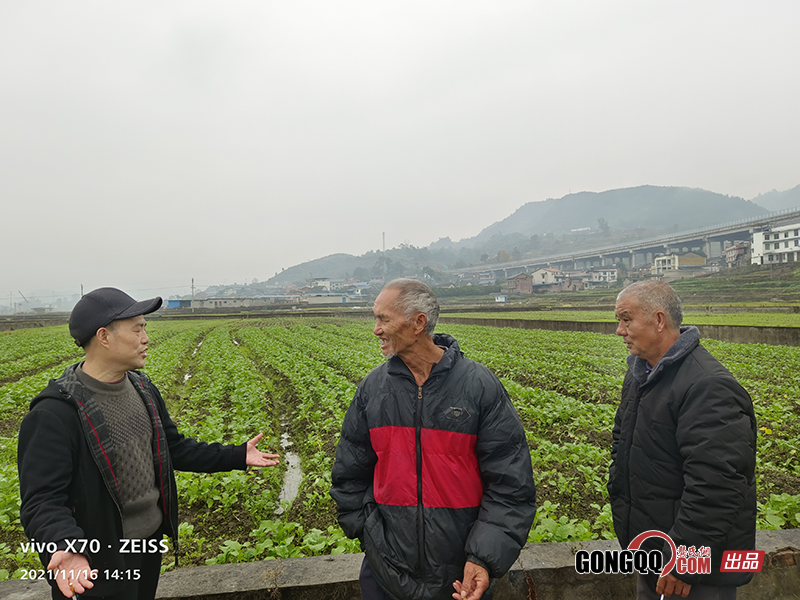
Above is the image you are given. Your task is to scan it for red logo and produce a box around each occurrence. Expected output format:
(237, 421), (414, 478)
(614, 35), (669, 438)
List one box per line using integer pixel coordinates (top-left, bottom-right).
(720, 551), (765, 573)
(628, 531), (711, 577)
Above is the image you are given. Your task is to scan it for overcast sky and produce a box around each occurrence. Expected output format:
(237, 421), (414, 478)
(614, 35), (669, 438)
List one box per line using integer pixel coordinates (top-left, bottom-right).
(2, 1), (798, 302)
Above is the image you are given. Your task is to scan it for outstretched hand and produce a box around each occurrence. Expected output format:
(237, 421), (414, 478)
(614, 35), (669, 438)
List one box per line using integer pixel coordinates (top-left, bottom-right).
(452, 561), (489, 600)
(246, 433), (280, 467)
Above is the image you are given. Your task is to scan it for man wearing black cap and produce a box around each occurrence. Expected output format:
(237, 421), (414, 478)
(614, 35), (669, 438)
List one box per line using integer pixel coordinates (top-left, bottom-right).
(17, 288), (280, 600)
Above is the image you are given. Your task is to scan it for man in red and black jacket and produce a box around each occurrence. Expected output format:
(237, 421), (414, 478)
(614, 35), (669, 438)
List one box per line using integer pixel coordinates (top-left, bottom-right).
(331, 279), (537, 600)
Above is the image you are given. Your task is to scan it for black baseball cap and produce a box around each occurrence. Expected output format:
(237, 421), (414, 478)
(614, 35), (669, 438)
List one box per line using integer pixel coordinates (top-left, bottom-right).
(69, 287), (162, 347)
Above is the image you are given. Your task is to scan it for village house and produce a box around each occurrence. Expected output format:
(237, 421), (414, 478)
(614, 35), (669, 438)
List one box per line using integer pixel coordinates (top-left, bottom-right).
(530, 268), (564, 286)
(751, 224), (800, 265)
(505, 273), (533, 295)
(651, 252), (706, 276)
(725, 242), (750, 268)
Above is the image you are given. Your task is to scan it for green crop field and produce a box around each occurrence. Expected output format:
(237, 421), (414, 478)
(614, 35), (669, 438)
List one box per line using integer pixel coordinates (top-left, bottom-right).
(442, 310), (800, 328)
(1, 319), (798, 578)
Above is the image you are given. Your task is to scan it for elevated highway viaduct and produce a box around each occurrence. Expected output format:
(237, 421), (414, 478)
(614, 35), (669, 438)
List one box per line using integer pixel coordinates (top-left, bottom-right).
(459, 207), (800, 279)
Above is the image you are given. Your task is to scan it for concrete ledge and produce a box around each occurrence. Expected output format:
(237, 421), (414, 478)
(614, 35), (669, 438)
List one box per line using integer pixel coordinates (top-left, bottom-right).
(2, 530), (798, 600)
(439, 317), (800, 346)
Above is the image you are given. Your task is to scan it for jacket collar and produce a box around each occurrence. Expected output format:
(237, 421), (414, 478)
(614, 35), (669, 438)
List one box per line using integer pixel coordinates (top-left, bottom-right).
(32, 363), (88, 410)
(386, 333), (462, 380)
(31, 363), (150, 409)
(628, 325), (700, 385)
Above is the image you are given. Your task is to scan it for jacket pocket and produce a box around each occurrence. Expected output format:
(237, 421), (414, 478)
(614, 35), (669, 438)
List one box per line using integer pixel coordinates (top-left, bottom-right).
(363, 508), (406, 574)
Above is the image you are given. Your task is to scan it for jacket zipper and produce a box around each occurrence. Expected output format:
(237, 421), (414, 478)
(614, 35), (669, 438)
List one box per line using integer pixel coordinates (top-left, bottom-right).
(416, 385), (425, 578)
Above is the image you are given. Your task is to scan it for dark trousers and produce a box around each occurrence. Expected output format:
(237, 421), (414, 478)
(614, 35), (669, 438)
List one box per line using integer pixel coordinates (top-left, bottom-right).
(637, 574), (737, 600)
(52, 546), (162, 600)
(360, 557), (393, 600)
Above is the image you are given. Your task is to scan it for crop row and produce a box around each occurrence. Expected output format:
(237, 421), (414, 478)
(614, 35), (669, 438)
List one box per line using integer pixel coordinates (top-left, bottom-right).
(236, 327), (358, 530)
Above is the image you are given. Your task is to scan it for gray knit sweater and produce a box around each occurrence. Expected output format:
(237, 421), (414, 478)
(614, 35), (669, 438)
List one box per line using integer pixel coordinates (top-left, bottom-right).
(76, 364), (162, 538)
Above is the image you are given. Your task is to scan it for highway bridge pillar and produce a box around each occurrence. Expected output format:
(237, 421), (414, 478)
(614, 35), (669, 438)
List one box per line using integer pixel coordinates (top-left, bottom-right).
(629, 251), (636, 267)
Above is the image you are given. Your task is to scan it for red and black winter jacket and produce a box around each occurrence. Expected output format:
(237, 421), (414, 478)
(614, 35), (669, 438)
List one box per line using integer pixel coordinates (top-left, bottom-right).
(330, 334), (536, 600)
(17, 364), (246, 597)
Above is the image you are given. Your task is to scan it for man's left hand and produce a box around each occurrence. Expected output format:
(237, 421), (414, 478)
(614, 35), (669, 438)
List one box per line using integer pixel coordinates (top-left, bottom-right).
(246, 433), (280, 467)
(452, 561), (489, 600)
(656, 572), (691, 598)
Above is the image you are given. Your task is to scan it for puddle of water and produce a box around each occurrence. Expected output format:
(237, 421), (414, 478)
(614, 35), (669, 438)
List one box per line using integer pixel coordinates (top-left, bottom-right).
(274, 423), (302, 515)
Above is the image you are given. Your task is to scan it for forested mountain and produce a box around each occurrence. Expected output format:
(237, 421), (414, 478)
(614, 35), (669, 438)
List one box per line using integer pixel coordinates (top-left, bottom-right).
(471, 186), (766, 243)
(267, 185), (788, 286)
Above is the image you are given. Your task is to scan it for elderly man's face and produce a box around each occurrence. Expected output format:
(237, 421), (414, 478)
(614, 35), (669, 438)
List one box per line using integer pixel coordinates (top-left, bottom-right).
(372, 289), (417, 358)
(615, 294), (661, 365)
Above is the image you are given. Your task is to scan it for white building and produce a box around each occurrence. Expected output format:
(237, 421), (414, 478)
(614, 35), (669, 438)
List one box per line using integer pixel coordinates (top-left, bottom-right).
(589, 268), (618, 284)
(191, 297), (268, 309)
(308, 277), (331, 291)
(751, 224), (800, 265)
(303, 293), (346, 305)
(530, 268), (564, 285)
(651, 252), (706, 276)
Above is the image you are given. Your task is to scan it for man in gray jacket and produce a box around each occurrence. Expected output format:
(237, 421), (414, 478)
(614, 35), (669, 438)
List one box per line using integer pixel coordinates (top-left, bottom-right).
(609, 281), (756, 599)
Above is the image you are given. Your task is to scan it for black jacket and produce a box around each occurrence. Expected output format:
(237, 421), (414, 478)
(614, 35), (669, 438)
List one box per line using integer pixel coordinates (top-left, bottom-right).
(17, 364), (246, 596)
(330, 334), (536, 600)
(608, 327), (757, 587)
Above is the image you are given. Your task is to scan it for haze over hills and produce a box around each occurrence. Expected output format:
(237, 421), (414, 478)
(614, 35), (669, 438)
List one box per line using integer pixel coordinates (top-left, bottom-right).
(750, 184), (800, 213)
(266, 185), (797, 286)
(470, 186), (767, 243)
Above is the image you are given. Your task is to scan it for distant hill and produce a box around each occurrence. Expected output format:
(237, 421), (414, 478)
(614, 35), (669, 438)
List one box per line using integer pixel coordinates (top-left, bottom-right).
(749, 185), (800, 212)
(269, 253), (377, 284)
(266, 185), (791, 286)
(471, 186), (767, 243)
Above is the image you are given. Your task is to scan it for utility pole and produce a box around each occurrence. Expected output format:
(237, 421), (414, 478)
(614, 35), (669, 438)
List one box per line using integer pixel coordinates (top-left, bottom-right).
(191, 278), (195, 313)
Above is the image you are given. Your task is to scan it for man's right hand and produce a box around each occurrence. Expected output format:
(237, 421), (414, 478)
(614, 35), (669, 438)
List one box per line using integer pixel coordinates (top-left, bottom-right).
(656, 572), (691, 598)
(47, 551), (97, 597)
(452, 561), (489, 600)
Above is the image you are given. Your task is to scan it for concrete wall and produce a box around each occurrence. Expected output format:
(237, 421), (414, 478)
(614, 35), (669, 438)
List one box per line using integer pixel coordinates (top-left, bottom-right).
(0, 318), (69, 332)
(2, 531), (797, 600)
(438, 317), (800, 346)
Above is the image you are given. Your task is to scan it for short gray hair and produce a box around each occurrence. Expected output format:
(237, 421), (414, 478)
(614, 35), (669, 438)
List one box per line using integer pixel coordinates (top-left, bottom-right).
(383, 278), (440, 336)
(617, 280), (683, 329)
